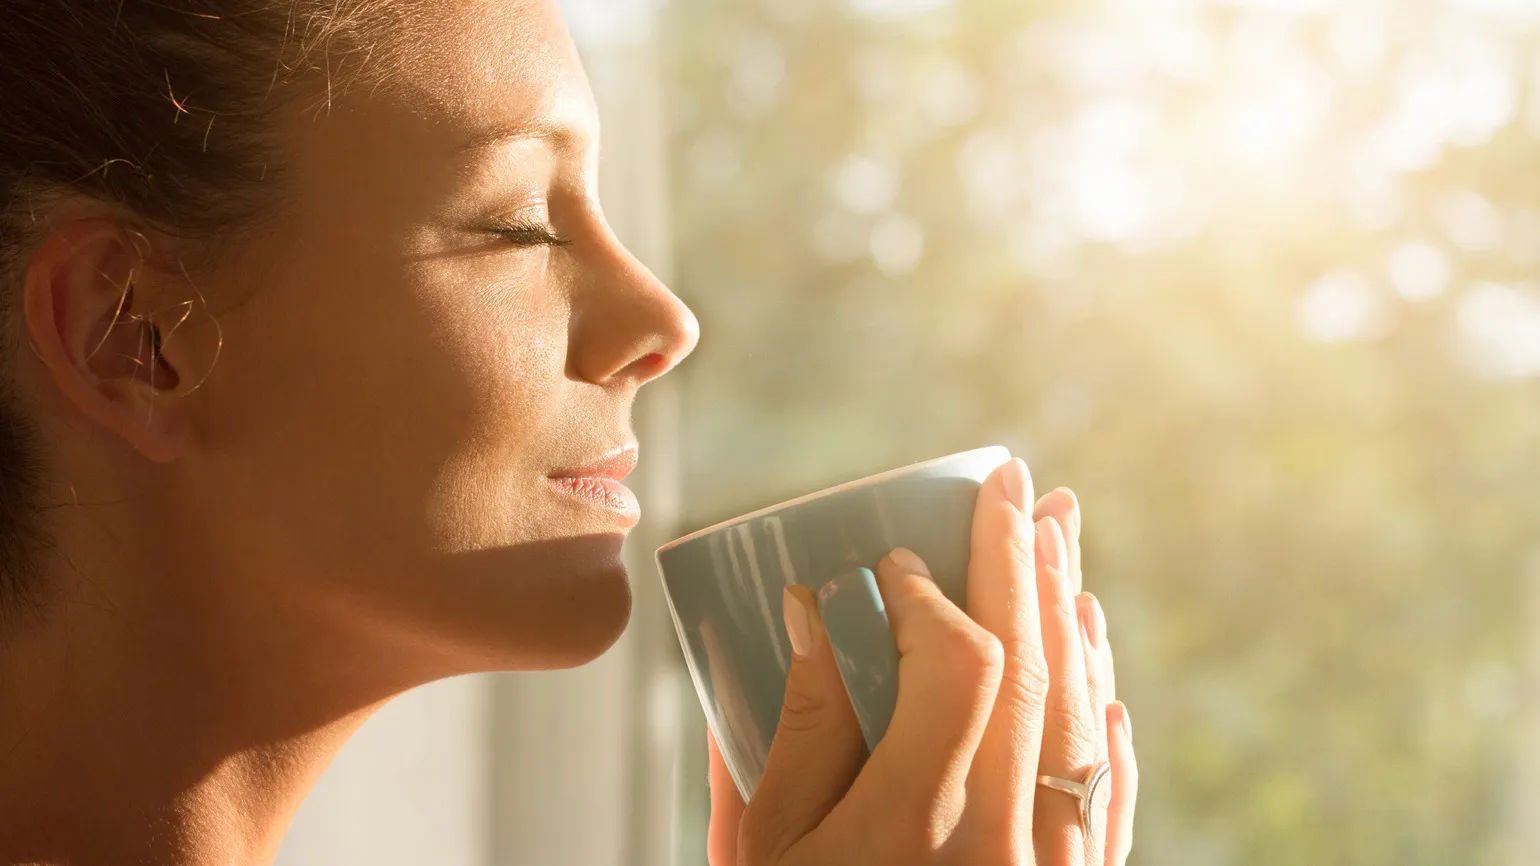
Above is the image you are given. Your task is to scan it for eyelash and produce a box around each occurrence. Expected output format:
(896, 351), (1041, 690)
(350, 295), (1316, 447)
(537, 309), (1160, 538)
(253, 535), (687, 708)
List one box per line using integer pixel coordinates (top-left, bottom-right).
(488, 220), (571, 248)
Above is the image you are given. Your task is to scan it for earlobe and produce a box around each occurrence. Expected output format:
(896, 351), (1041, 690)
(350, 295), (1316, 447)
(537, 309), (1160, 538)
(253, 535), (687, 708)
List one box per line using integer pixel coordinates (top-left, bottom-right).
(21, 219), (192, 464)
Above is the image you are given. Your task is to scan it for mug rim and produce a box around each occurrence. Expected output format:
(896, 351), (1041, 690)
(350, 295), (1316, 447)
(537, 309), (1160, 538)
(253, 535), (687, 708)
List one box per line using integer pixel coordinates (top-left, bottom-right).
(655, 445), (1009, 555)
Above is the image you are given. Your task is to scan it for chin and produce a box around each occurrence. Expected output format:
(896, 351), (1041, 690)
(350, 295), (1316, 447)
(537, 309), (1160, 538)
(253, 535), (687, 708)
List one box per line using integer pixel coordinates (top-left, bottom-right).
(524, 561), (634, 669)
(415, 532), (637, 673)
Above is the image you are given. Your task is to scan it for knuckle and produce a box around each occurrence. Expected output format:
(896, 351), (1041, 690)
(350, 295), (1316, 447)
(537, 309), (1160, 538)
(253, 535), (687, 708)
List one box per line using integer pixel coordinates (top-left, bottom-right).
(1000, 636), (1049, 687)
(942, 624), (1005, 686)
(1006, 519), (1036, 570)
(1049, 700), (1100, 756)
(776, 684), (827, 736)
(973, 629), (1006, 675)
(996, 641), (1051, 712)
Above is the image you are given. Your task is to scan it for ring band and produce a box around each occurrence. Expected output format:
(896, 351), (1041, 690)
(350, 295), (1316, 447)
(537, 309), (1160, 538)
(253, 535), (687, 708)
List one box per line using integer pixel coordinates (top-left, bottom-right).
(1037, 761), (1111, 839)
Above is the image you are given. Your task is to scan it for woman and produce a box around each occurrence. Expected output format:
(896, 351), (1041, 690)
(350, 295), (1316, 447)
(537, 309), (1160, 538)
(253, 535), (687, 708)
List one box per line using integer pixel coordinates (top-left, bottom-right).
(0, 1), (1136, 864)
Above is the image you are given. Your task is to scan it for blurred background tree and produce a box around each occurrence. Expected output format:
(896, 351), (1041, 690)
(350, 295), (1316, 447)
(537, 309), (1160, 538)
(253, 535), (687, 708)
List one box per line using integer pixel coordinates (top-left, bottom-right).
(657, 0), (1540, 863)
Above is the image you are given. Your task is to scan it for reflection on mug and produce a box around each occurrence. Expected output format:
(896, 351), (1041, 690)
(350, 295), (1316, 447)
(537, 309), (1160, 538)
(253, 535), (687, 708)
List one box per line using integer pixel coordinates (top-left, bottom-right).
(698, 616), (771, 792)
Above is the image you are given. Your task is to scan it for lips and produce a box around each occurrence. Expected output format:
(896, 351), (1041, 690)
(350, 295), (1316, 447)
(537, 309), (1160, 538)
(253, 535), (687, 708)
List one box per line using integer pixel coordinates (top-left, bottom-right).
(548, 446), (639, 482)
(546, 445), (641, 524)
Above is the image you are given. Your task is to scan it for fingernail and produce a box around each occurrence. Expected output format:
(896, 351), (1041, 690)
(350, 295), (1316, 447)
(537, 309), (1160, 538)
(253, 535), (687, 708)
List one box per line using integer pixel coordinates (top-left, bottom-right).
(886, 546), (931, 577)
(1077, 593), (1104, 649)
(1112, 700), (1132, 743)
(1036, 515), (1066, 575)
(782, 586), (813, 660)
(1001, 458), (1031, 511)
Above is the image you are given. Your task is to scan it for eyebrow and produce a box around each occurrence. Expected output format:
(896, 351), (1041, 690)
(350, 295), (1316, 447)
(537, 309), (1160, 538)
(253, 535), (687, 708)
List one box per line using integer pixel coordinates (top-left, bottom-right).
(454, 119), (586, 155)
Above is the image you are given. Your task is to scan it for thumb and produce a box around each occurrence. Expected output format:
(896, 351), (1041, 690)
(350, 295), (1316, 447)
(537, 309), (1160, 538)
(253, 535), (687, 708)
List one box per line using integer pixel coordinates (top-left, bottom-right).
(740, 584), (866, 863)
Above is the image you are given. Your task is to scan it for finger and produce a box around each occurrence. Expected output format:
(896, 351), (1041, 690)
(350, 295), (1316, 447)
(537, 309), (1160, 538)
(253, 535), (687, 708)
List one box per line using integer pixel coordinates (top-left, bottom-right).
(832, 549), (1002, 854)
(707, 730), (745, 866)
(1032, 515), (1100, 865)
(739, 585), (866, 864)
(961, 457), (1046, 863)
(1034, 487), (1081, 595)
(1104, 702), (1138, 866)
(1088, 592), (1115, 705)
(1076, 593), (1110, 758)
(1039, 489), (1108, 753)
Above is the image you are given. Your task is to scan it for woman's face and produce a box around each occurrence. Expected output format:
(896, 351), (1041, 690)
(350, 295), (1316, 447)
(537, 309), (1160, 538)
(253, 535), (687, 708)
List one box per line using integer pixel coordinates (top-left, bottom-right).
(181, 0), (697, 671)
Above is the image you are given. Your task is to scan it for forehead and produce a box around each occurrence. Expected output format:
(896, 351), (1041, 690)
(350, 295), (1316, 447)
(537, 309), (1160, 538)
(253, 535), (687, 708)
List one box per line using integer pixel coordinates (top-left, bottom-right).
(378, 0), (596, 151)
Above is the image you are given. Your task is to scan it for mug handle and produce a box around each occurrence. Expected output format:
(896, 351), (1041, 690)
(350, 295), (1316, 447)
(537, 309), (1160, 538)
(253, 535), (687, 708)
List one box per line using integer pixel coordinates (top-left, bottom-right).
(815, 567), (901, 753)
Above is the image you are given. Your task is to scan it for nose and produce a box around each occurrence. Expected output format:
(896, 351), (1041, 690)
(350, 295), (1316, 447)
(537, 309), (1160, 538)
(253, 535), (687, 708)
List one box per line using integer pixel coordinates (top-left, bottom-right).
(567, 236), (699, 388)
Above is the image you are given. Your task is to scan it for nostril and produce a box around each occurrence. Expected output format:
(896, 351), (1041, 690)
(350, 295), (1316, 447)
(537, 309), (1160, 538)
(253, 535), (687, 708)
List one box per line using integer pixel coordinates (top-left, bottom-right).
(614, 351), (671, 383)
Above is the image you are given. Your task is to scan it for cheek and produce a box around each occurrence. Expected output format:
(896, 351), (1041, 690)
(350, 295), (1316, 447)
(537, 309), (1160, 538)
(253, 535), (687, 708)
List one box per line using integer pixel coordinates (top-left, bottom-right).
(414, 268), (576, 549)
(195, 249), (571, 580)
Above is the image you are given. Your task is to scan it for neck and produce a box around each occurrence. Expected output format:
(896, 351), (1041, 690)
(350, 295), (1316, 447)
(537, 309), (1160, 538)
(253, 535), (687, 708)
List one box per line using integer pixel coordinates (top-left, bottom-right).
(0, 530), (415, 866)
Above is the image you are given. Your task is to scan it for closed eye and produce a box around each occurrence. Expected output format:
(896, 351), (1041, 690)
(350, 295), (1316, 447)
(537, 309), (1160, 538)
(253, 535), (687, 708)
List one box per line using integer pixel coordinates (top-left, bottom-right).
(487, 220), (571, 248)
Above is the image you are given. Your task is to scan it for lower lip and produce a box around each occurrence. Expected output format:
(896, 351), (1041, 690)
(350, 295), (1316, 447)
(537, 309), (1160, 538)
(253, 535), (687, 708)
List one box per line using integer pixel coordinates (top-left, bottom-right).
(547, 476), (641, 525)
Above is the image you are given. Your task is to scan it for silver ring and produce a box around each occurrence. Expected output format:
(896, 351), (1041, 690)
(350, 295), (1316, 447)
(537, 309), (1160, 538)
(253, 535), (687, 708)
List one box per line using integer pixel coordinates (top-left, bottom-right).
(1037, 761), (1111, 841)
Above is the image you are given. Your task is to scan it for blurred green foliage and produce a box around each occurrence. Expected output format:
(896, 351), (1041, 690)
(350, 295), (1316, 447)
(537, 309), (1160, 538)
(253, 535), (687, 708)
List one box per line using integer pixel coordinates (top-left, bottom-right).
(661, 1), (1540, 863)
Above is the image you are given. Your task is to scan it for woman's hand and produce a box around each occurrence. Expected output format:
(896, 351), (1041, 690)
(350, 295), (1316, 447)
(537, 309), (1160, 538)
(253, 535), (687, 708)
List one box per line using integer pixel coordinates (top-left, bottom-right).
(706, 459), (1137, 865)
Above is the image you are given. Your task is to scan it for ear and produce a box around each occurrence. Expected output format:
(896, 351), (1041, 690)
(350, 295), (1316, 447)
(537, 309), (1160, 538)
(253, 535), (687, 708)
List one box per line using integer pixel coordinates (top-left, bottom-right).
(21, 218), (196, 463)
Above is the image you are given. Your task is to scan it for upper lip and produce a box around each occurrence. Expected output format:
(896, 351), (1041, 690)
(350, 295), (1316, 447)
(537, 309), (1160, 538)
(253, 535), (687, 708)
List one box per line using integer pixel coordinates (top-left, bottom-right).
(548, 444), (639, 481)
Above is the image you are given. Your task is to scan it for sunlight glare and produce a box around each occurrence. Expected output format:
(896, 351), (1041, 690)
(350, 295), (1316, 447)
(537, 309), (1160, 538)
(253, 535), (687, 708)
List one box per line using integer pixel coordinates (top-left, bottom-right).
(1458, 282), (1540, 379)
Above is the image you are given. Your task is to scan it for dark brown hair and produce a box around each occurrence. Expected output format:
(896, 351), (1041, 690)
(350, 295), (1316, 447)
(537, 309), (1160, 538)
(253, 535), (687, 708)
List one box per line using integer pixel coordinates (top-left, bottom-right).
(0, 1), (380, 617)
